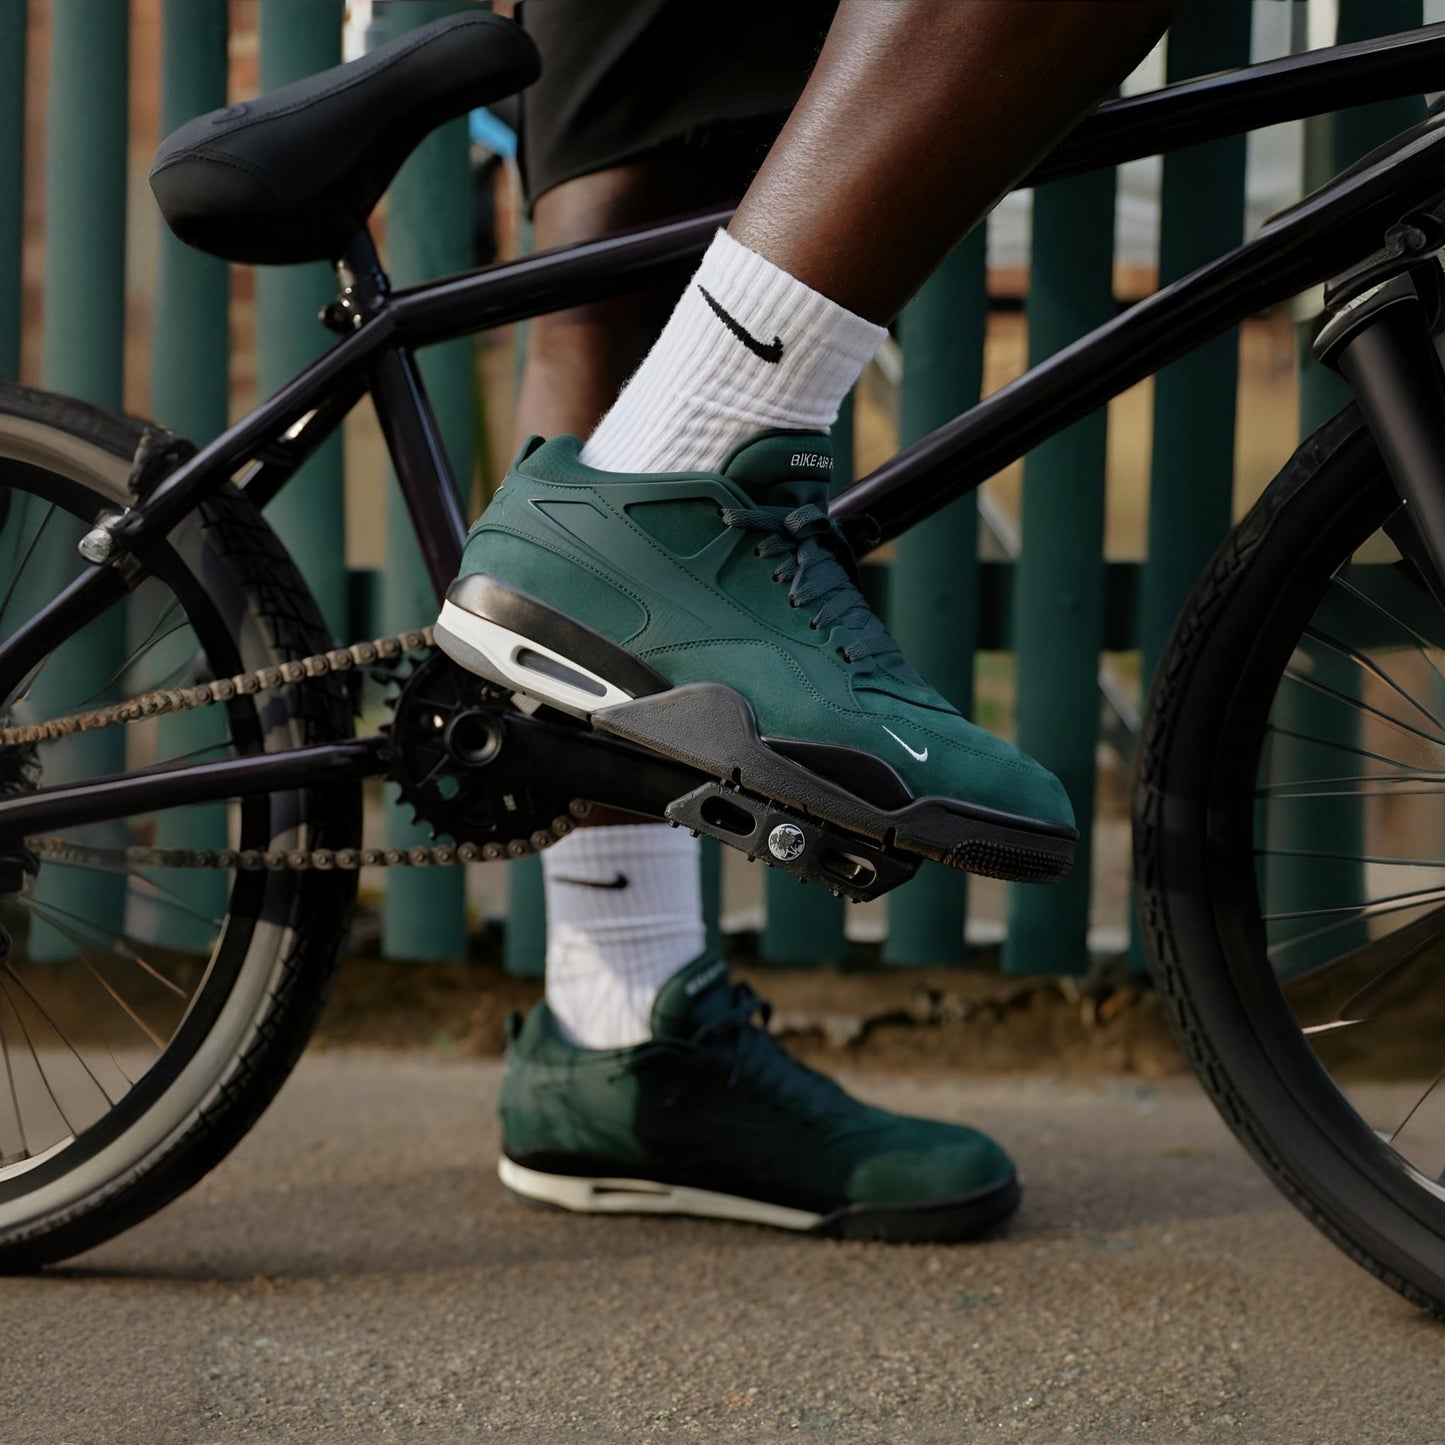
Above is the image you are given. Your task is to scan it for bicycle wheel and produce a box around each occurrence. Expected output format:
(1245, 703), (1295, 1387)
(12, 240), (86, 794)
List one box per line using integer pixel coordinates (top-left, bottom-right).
(1136, 403), (1445, 1315)
(0, 383), (359, 1269)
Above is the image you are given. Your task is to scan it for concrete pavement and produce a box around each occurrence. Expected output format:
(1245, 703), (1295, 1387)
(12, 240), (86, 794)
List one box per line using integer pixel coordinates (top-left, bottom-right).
(0, 1052), (1437, 1444)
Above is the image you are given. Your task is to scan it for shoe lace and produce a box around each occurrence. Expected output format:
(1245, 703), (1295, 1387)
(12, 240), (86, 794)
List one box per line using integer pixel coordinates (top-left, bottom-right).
(720, 503), (897, 664)
(690, 982), (851, 1115)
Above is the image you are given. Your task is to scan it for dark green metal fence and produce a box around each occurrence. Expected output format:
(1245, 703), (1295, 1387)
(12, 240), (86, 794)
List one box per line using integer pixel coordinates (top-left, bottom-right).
(0, 0), (1416, 976)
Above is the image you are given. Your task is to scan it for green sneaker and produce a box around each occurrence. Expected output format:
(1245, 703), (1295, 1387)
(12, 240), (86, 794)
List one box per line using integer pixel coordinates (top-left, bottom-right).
(435, 431), (1076, 883)
(498, 955), (1020, 1241)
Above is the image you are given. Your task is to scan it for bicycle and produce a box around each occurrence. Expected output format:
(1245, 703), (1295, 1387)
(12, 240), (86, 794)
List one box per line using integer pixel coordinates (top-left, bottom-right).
(5, 11), (1445, 1313)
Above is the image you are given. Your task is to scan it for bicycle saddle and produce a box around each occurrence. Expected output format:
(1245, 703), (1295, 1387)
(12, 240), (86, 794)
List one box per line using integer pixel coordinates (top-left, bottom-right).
(149, 12), (539, 267)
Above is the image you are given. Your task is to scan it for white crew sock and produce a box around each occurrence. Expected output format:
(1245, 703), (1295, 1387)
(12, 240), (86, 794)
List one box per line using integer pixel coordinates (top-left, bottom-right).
(542, 824), (705, 1049)
(580, 229), (887, 475)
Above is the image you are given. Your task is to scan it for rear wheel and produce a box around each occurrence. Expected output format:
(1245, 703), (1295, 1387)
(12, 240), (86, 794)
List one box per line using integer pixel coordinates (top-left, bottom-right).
(1137, 405), (1445, 1315)
(0, 384), (359, 1269)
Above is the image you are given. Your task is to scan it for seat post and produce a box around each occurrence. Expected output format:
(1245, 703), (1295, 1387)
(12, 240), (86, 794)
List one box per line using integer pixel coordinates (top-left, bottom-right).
(324, 231), (392, 332)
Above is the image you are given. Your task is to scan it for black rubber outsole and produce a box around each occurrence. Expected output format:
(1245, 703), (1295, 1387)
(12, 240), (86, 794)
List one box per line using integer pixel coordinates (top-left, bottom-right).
(592, 683), (1076, 886)
(817, 1173), (1022, 1244)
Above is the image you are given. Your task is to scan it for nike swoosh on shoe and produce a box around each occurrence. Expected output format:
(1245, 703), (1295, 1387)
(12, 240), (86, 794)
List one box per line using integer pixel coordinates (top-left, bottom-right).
(882, 725), (928, 763)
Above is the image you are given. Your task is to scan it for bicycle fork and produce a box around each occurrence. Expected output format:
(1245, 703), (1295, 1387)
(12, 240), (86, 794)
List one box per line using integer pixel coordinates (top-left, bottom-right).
(1315, 225), (1445, 592)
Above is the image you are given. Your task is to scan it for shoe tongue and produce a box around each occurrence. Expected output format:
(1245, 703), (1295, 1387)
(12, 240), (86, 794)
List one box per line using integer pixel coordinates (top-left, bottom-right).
(721, 430), (834, 508)
(649, 954), (734, 1038)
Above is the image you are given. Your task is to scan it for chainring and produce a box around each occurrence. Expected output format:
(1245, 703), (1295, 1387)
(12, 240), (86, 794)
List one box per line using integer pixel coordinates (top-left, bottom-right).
(386, 650), (590, 857)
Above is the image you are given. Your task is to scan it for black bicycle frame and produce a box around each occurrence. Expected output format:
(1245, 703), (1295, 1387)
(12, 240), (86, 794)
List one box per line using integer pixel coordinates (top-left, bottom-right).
(8, 21), (1445, 839)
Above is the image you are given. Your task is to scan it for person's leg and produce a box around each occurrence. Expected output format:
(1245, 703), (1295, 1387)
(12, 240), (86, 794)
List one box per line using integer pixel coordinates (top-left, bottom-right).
(583, 0), (1177, 474)
(463, 0), (1179, 1240)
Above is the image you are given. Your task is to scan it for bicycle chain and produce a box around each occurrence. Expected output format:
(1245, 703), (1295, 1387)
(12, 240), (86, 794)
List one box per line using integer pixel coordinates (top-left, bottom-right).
(0, 627), (437, 746)
(1, 625), (590, 871)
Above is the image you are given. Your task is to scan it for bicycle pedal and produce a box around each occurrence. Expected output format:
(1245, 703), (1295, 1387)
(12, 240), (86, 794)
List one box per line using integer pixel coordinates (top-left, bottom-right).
(664, 780), (918, 903)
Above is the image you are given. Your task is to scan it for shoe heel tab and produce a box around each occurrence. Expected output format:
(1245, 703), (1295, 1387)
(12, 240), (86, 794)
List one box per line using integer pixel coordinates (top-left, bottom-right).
(511, 435), (547, 468)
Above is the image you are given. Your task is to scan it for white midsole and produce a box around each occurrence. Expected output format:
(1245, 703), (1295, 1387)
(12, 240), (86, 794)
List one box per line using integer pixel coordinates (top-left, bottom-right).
(498, 1156), (825, 1232)
(434, 598), (635, 717)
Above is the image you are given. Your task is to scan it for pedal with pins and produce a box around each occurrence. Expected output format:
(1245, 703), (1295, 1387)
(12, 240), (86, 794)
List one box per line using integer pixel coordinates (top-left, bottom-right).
(665, 780), (917, 903)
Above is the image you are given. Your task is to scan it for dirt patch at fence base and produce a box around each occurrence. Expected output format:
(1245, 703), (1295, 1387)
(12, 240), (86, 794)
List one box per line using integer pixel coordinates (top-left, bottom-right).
(313, 954), (1187, 1077)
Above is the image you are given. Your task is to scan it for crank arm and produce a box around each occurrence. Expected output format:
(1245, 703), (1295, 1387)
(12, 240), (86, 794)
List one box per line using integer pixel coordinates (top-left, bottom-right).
(0, 736), (386, 844)
(492, 707), (706, 819)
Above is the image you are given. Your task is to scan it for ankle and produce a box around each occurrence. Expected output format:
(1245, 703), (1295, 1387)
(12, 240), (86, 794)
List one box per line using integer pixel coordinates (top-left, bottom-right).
(579, 230), (885, 476)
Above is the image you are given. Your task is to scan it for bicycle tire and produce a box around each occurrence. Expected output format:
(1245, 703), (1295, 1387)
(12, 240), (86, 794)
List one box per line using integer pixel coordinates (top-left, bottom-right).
(1135, 402), (1445, 1316)
(0, 383), (360, 1270)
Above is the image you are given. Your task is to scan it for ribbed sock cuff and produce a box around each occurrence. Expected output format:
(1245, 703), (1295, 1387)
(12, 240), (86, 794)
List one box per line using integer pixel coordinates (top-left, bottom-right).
(580, 230), (887, 474)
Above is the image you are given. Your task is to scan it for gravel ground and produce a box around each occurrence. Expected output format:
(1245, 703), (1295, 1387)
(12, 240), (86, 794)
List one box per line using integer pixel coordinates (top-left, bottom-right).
(1, 1053), (1437, 1444)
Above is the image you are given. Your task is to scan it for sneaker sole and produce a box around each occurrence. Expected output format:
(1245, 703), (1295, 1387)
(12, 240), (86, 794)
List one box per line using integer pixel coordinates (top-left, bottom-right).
(498, 1156), (1021, 1243)
(436, 578), (1076, 885)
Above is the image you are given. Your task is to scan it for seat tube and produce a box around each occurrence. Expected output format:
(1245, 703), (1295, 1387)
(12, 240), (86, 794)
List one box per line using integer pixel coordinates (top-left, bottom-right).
(1328, 276), (1445, 588)
(368, 345), (469, 600)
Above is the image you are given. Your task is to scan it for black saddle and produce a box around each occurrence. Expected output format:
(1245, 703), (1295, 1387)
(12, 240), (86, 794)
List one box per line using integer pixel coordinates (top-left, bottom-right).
(149, 12), (539, 266)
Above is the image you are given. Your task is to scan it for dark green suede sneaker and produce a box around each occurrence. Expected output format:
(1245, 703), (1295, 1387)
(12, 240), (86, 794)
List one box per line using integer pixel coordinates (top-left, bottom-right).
(435, 431), (1076, 883)
(497, 955), (1020, 1242)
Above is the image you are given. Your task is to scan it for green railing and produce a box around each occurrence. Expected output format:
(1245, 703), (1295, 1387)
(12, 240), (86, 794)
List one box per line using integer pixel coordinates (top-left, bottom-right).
(0, 0), (1422, 977)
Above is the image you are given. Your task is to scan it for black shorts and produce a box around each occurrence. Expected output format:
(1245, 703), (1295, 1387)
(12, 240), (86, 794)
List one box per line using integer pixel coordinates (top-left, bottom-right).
(517, 0), (838, 205)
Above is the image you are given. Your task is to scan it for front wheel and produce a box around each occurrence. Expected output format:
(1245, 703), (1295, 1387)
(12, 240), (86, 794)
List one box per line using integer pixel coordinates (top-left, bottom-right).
(1137, 404), (1445, 1315)
(0, 384), (360, 1268)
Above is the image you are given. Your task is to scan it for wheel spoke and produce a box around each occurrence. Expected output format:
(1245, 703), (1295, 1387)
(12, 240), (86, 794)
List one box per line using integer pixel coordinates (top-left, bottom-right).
(17, 894), (193, 998)
(1279, 666), (1445, 753)
(0, 972), (90, 1131)
(0, 986), (30, 1160)
(1263, 723), (1418, 774)
(1281, 903), (1445, 1028)
(1301, 622), (1445, 735)
(75, 596), (191, 708)
(1335, 566), (1445, 690)
(0, 498), (56, 637)
(1388, 1065), (1445, 1148)
(1265, 882), (1445, 926)
(1259, 769), (1445, 794)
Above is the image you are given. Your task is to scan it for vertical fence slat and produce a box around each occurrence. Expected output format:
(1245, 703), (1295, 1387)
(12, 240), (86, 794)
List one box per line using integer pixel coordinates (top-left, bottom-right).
(153, 0), (230, 443)
(505, 856), (545, 977)
(1003, 170), (1117, 976)
(147, 0), (232, 954)
(254, 0), (347, 642)
(43, 1), (128, 410)
(1138, 6), (1251, 696)
(374, 0), (472, 961)
(761, 393), (853, 965)
(0, 0), (24, 381)
(884, 228), (987, 966)
(1126, 5), (1251, 975)
(30, 0), (131, 960)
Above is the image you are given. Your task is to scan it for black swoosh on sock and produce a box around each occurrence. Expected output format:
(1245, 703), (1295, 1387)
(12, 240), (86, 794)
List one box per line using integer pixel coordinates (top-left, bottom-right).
(553, 874), (629, 890)
(697, 285), (785, 364)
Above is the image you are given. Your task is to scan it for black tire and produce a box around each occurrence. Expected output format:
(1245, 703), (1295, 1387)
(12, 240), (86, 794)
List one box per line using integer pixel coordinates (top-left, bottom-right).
(0, 383), (360, 1269)
(1135, 403), (1445, 1316)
